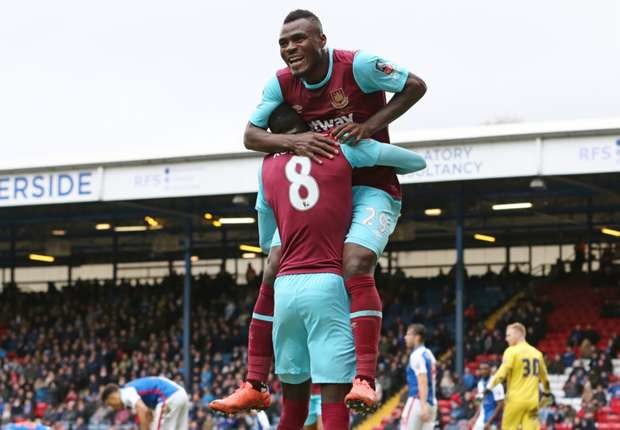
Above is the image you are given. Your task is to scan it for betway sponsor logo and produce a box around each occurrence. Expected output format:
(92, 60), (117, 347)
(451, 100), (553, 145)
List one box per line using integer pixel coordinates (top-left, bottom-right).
(308, 113), (354, 132)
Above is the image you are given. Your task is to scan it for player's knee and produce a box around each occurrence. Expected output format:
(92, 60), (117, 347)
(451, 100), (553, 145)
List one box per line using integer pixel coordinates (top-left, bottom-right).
(282, 379), (311, 401)
(320, 384), (351, 404)
(344, 244), (377, 278)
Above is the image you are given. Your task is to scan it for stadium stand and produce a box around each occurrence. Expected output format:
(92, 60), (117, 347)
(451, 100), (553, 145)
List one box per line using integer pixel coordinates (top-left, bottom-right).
(367, 271), (620, 430)
(0, 256), (618, 429)
(0, 264), (537, 429)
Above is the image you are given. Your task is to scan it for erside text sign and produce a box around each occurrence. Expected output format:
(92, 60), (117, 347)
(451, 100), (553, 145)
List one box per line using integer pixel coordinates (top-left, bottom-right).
(0, 170), (101, 207)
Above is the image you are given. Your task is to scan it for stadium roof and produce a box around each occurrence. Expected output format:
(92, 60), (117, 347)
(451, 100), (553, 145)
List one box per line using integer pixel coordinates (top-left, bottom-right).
(1, 118), (619, 270)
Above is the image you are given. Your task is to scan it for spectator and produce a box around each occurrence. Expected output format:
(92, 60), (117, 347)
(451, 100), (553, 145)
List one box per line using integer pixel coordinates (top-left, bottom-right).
(562, 346), (576, 367)
(568, 324), (584, 348)
(564, 374), (583, 398)
(547, 353), (566, 374)
(244, 263), (257, 284)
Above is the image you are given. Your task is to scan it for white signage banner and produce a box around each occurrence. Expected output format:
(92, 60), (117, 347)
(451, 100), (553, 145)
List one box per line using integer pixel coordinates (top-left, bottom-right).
(0, 169), (101, 207)
(102, 157), (262, 201)
(399, 141), (539, 184)
(542, 136), (620, 175)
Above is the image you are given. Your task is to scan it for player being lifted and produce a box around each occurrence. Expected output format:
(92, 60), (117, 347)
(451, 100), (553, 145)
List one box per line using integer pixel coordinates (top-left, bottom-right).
(249, 103), (425, 428)
(488, 323), (551, 430)
(210, 8), (427, 414)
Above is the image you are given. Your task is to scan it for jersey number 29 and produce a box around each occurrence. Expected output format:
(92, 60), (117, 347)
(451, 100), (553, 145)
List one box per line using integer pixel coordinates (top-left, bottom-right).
(285, 156), (319, 211)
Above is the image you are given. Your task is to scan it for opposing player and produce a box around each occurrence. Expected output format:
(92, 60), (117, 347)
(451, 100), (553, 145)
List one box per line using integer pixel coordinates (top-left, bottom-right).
(234, 8), (427, 413)
(400, 324), (437, 430)
(488, 323), (551, 430)
(250, 104), (424, 428)
(470, 362), (504, 430)
(101, 376), (190, 430)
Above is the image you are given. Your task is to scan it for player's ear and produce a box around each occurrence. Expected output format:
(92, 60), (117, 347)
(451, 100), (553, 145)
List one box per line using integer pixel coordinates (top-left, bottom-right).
(319, 33), (327, 48)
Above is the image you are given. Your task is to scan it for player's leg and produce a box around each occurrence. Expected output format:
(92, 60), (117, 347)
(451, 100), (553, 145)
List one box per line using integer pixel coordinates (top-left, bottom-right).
(521, 402), (541, 430)
(501, 401), (525, 430)
(399, 397), (414, 430)
(279, 380), (311, 429)
(321, 384), (351, 429)
(150, 402), (164, 430)
(407, 398), (436, 430)
(472, 412), (485, 430)
(272, 274), (315, 428)
(247, 244), (280, 385)
(169, 389), (190, 430)
(158, 389), (188, 430)
(304, 394), (322, 430)
(208, 244), (281, 413)
(303, 273), (355, 428)
(343, 186), (401, 412)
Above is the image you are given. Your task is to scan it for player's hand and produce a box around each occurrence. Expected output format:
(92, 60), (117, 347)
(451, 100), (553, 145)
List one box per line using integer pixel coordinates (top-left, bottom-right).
(330, 122), (372, 145)
(420, 403), (432, 422)
(290, 132), (339, 164)
(541, 391), (552, 407)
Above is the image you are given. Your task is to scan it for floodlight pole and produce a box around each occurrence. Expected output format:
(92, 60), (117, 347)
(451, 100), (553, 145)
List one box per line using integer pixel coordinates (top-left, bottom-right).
(455, 187), (465, 377)
(9, 227), (15, 285)
(182, 220), (193, 392)
(587, 197), (593, 274)
(112, 232), (118, 286)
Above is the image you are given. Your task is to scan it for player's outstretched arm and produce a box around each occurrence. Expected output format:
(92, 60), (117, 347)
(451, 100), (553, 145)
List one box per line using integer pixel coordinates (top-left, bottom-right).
(341, 139), (426, 175)
(375, 144), (426, 175)
(489, 349), (514, 388)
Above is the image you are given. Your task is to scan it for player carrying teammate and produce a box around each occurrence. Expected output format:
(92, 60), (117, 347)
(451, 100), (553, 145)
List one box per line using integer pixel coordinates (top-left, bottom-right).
(101, 376), (190, 430)
(213, 8), (427, 414)
(487, 323), (551, 430)
(253, 104), (425, 428)
(400, 324), (437, 430)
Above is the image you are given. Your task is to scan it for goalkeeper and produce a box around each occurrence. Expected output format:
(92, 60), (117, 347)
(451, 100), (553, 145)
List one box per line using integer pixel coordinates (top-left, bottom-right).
(488, 322), (551, 430)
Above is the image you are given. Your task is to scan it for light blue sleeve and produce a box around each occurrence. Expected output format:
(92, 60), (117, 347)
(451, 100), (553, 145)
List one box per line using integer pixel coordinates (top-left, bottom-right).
(255, 163), (277, 253)
(340, 139), (381, 168)
(249, 75), (284, 129)
(342, 139), (426, 175)
(352, 50), (409, 94)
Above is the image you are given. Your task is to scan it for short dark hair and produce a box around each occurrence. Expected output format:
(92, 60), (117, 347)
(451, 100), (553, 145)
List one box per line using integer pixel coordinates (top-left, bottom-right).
(283, 9), (323, 31)
(268, 104), (310, 134)
(410, 323), (426, 341)
(101, 383), (120, 402)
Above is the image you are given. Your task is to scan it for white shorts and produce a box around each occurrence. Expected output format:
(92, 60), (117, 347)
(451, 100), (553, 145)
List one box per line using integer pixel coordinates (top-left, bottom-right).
(473, 414), (498, 430)
(400, 397), (437, 430)
(151, 389), (190, 430)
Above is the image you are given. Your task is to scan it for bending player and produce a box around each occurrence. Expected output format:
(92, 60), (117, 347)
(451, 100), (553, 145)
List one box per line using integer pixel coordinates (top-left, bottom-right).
(101, 376), (190, 430)
(488, 323), (551, 430)
(214, 8), (427, 414)
(252, 104), (425, 428)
